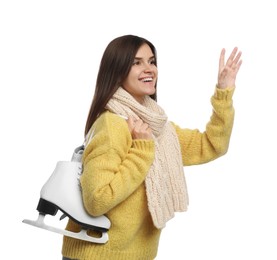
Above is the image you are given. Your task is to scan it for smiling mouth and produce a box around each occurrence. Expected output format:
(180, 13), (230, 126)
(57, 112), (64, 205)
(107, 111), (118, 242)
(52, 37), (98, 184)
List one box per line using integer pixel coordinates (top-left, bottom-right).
(140, 77), (153, 82)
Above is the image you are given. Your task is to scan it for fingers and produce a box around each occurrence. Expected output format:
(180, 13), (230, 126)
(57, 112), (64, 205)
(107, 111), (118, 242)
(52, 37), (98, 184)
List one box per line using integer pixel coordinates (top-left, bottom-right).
(219, 48), (226, 73)
(226, 47), (242, 69)
(232, 49), (242, 65)
(217, 46), (242, 89)
(132, 119), (153, 140)
(127, 116), (135, 132)
(226, 47), (238, 66)
(235, 59), (243, 73)
(219, 47), (242, 74)
(232, 50), (243, 74)
(127, 116), (153, 140)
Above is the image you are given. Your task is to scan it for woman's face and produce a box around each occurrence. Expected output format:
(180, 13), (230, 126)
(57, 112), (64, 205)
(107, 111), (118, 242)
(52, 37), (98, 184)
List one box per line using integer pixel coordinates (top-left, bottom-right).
(122, 43), (158, 104)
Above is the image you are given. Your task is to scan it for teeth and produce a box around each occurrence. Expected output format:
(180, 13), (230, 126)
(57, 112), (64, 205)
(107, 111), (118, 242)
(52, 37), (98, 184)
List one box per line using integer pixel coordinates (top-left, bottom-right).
(141, 77), (153, 82)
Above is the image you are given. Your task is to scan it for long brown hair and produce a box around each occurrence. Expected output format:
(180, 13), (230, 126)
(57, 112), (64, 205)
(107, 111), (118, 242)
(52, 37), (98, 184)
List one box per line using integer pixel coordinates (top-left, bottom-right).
(84, 35), (158, 136)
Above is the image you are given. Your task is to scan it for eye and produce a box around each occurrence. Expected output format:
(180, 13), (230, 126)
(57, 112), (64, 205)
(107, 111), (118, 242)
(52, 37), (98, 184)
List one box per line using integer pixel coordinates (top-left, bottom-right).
(133, 60), (140, 65)
(149, 58), (156, 65)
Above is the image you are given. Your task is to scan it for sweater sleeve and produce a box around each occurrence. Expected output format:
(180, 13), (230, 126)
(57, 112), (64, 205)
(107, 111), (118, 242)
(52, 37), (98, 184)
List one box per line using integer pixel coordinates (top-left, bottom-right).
(80, 112), (155, 216)
(172, 87), (235, 166)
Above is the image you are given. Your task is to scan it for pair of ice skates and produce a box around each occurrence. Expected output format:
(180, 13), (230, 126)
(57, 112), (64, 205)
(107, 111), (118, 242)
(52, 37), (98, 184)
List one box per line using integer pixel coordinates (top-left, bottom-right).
(23, 145), (111, 243)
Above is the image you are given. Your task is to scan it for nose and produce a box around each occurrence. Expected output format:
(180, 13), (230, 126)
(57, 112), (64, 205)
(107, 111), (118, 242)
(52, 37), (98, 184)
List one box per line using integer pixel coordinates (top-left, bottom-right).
(143, 62), (153, 73)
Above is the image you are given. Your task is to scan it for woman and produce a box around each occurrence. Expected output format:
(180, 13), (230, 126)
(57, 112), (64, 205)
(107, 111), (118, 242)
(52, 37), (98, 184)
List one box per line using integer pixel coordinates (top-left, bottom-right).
(62, 35), (242, 260)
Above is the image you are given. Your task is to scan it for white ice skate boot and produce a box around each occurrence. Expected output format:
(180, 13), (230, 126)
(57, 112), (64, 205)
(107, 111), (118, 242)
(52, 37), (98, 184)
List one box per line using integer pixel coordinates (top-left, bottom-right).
(23, 145), (111, 243)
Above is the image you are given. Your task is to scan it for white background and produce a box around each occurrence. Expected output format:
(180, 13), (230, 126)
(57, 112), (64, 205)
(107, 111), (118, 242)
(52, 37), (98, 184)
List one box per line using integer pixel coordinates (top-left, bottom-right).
(1, 0), (277, 259)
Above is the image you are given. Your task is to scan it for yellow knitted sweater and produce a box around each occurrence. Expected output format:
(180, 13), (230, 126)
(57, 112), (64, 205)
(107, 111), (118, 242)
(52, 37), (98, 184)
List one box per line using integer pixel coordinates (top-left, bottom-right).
(62, 87), (235, 260)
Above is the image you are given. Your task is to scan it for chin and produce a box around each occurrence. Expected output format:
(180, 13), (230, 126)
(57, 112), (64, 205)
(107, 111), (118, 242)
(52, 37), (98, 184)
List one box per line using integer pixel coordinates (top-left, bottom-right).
(146, 85), (156, 95)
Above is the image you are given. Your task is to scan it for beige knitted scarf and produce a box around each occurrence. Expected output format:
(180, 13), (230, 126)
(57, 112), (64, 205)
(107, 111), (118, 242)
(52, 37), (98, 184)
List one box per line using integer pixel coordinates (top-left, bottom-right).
(106, 87), (189, 228)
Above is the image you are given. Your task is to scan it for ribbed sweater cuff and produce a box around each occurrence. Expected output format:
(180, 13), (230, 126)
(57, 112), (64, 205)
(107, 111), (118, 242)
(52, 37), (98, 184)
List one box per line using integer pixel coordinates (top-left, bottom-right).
(214, 86), (235, 101)
(132, 139), (155, 151)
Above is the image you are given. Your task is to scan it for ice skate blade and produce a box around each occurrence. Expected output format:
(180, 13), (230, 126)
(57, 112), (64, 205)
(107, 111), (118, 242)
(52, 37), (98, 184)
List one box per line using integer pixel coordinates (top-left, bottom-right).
(22, 214), (109, 244)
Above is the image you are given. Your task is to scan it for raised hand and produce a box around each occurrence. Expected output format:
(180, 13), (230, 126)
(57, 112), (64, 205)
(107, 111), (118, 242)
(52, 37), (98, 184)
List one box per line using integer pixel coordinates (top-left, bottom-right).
(217, 47), (242, 89)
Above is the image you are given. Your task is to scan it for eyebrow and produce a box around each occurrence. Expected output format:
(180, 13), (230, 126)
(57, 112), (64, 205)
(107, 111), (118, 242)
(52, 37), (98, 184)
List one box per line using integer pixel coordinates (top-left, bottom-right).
(134, 55), (155, 60)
